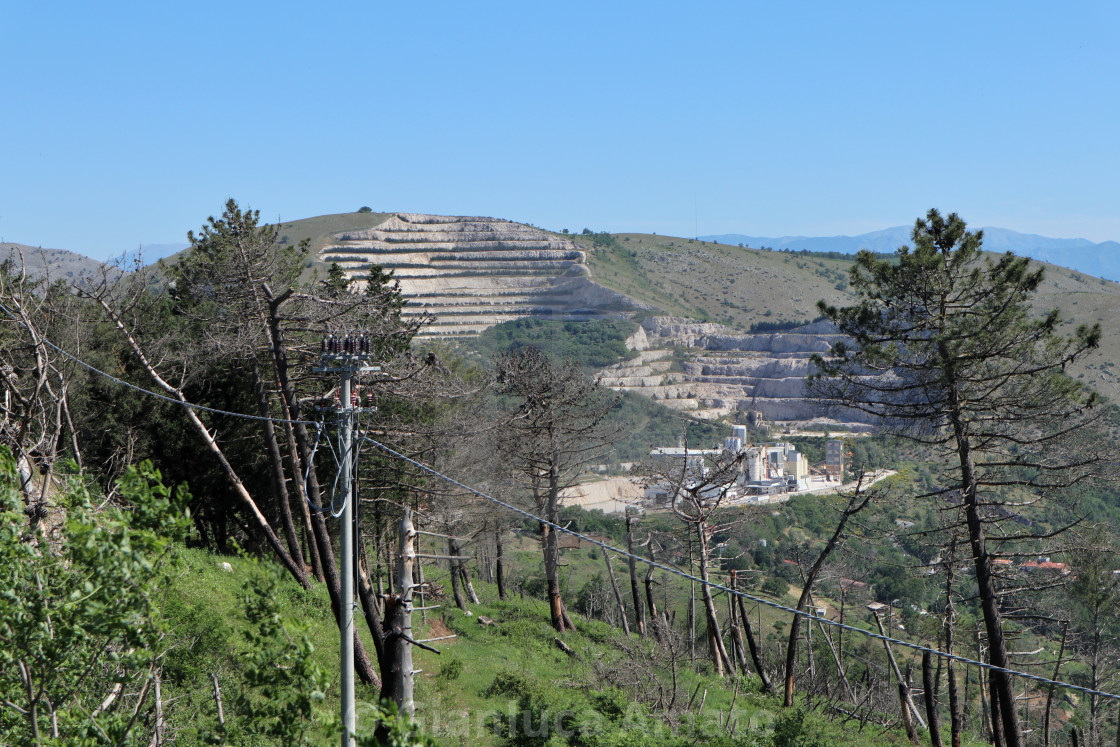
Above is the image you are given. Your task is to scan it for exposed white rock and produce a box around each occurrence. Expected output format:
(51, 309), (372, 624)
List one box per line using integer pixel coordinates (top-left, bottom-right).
(321, 213), (647, 338)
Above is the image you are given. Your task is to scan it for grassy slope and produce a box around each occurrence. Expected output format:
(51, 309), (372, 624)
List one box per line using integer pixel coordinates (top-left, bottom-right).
(582, 235), (855, 329)
(167, 540), (916, 746)
(581, 234), (1120, 400)
(154, 211), (1120, 400)
(275, 211), (393, 254)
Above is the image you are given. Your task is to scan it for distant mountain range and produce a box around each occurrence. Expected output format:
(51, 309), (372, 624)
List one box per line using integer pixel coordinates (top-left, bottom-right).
(701, 227), (1120, 282)
(1, 243), (110, 281)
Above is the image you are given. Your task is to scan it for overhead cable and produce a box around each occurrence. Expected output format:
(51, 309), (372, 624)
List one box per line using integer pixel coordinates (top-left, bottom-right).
(359, 435), (1120, 704)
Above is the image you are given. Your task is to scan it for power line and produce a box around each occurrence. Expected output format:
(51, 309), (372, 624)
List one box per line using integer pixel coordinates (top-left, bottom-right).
(359, 434), (1120, 704)
(15, 324), (320, 427)
(2, 304), (1114, 703)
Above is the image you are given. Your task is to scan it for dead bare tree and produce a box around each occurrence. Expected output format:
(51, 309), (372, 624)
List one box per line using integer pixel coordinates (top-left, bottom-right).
(0, 255), (87, 524)
(783, 475), (875, 706)
(494, 347), (620, 633)
(639, 446), (745, 677)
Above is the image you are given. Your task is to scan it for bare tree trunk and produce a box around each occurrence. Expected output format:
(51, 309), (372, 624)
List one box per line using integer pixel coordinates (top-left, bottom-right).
(541, 470), (571, 633)
(357, 559), (387, 659)
(688, 535), (696, 660)
(874, 612), (927, 730)
(924, 650), (944, 747)
(947, 380), (1021, 747)
(282, 407), (323, 582)
(210, 673), (225, 728)
(783, 485), (871, 706)
(378, 512), (415, 717)
(150, 669), (164, 747)
(644, 537), (660, 639)
(943, 537), (963, 747)
(448, 537), (468, 611)
(989, 676), (1005, 747)
(728, 572), (749, 674)
(626, 513), (647, 638)
(251, 357), (304, 570)
(901, 682), (922, 747)
(1043, 623), (1069, 747)
(696, 523), (733, 677)
(736, 594), (772, 693)
(495, 528), (507, 601)
(817, 618), (856, 702)
(604, 550), (631, 635)
(459, 563), (480, 605)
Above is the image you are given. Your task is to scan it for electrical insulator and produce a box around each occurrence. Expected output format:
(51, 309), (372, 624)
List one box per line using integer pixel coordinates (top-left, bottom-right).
(321, 337), (327, 354)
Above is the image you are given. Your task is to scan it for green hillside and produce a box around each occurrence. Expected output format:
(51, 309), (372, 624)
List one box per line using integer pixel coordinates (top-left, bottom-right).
(155, 209), (1120, 402)
(575, 233), (1120, 401)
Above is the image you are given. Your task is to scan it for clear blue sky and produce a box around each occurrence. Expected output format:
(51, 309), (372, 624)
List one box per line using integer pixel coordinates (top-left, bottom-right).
(4, 1), (1118, 259)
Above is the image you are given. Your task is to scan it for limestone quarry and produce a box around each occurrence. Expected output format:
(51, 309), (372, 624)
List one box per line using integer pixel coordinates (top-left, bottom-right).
(320, 212), (869, 428)
(321, 213), (644, 337)
(601, 318), (873, 427)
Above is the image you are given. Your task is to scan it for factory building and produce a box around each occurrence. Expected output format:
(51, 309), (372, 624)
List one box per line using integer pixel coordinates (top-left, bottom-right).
(825, 439), (845, 479)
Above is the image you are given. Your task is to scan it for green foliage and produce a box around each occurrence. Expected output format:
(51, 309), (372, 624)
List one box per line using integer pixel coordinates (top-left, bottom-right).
(484, 669), (539, 699)
(473, 318), (638, 369)
(325, 261), (351, 293)
(610, 391), (724, 462)
(221, 564), (329, 746)
(761, 576), (791, 599)
(748, 317), (817, 333)
(356, 699), (439, 747)
(0, 450), (190, 744)
(771, 708), (829, 747)
(436, 655), (464, 683)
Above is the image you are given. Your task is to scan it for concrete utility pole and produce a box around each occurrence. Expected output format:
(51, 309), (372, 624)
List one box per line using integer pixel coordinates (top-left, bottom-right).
(394, 510), (416, 716)
(318, 333), (376, 747)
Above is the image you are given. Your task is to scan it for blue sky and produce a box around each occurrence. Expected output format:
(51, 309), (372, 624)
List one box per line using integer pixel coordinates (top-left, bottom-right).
(3, 1), (1118, 259)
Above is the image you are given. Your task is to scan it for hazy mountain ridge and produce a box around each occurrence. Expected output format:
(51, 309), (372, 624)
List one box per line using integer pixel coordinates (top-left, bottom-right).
(0, 242), (109, 282)
(702, 227), (1120, 281)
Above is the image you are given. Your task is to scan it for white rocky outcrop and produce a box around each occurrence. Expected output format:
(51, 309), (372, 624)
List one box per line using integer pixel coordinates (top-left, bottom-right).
(599, 316), (877, 426)
(321, 213), (646, 337)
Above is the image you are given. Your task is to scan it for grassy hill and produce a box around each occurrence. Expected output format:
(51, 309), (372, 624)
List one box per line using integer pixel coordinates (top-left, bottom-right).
(165, 539), (912, 746)
(576, 234), (1120, 401)
(1, 241), (109, 281)
(275, 210), (393, 254)
(30, 206), (1120, 402)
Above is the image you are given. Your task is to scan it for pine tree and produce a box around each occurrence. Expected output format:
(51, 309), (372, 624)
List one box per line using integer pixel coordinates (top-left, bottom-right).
(810, 209), (1106, 747)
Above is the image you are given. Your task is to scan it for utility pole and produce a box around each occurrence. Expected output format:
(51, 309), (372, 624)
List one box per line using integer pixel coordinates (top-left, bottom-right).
(318, 333), (376, 747)
(380, 510), (416, 715)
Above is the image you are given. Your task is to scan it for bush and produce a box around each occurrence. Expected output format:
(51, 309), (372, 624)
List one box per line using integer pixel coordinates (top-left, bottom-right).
(761, 576), (790, 598)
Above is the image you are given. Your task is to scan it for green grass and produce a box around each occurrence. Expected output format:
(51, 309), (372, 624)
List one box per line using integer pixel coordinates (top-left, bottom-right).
(159, 547), (383, 745)
(161, 536), (928, 746)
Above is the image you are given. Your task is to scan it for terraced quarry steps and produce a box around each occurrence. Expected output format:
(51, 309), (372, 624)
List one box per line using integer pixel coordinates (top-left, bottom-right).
(321, 213), (643, 337)
(602, 317), (875, 428)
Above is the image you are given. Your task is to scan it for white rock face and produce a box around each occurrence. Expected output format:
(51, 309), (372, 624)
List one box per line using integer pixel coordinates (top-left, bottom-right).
(321, 213), (647, 338)
(598, 316), (877, 427)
